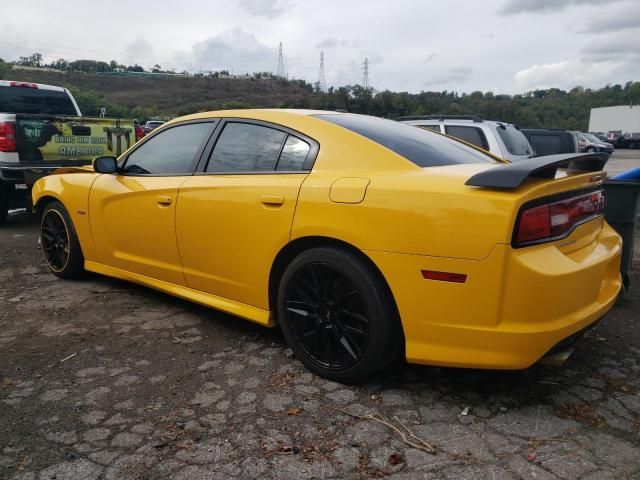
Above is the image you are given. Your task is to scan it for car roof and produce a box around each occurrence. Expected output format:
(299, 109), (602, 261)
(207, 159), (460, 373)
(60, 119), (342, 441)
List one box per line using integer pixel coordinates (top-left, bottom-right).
(180, 109), (339, 120)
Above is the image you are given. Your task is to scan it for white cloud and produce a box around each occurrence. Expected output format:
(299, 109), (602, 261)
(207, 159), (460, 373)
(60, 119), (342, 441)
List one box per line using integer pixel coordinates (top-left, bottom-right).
(315, 38), (360, 49)
(238, 0), (292, 18)
(499, 0), (620, 15)
(513, 59), (632, 91)
(189, 27), (276, 73)
(424, 67), (472, 86)
(123, 38), (153, 66)
(578, 4), (640, 33)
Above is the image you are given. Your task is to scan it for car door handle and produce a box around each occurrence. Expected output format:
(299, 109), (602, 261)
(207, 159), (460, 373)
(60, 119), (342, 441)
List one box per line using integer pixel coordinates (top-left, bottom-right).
(156, 195), (172, 206)
(261, 195), (284, 206)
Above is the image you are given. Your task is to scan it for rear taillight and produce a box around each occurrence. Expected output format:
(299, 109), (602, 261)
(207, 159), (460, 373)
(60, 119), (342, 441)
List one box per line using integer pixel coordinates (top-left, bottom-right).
(9, 81), (38, 89)
(0, 122), (16, 152)
(514, 190), (604, 246)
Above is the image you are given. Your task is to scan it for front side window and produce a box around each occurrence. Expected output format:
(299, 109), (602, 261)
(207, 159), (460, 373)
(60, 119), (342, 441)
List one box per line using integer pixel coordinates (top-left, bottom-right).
(444, 125), (489, 150)
(123, 122), (212, 175)
(207, 123), (286, 172)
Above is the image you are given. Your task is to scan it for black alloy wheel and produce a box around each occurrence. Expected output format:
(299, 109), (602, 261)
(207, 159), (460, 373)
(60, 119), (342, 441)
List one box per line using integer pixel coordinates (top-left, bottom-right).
(40, 201), (84, 279)
(278, 247), (402, 384)
(41, 209), (70, 272)
(283, 262), (370, 371)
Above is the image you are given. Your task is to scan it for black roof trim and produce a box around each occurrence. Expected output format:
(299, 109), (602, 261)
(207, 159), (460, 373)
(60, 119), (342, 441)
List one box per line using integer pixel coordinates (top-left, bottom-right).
(465, 152), (609, 189)
(398, 115), (483, 123)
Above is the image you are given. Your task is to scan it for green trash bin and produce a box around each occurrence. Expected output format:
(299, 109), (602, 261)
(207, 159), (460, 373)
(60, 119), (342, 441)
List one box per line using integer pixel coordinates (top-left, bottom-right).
(603, 180), (640, 289)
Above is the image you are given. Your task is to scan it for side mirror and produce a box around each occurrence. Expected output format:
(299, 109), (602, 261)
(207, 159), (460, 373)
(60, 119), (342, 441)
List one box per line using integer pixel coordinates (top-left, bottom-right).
(93, 156), (118, 174)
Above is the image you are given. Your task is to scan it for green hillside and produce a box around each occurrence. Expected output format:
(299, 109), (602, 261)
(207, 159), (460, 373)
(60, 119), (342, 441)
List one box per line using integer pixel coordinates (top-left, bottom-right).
(8, 68), (313, 120)
(5, 66), (640, 131)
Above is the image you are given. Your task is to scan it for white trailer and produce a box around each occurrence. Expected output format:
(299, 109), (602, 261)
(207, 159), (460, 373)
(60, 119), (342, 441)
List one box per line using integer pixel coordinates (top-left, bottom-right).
(588, 105), (640, 133)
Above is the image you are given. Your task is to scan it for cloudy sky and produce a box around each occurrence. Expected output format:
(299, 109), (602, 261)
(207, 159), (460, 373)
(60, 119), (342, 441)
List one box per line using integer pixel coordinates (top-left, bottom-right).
(1, 0), (638, 93)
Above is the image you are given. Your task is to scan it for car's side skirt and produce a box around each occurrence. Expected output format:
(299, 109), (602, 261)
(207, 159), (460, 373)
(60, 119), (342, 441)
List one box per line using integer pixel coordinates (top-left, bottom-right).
(84, 261), (274, 327)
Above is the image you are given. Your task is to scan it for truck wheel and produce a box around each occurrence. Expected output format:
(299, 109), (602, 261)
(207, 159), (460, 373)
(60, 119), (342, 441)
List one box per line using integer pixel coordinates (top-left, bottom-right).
(40, 201), (84, 279)
(0, 182), (12, 225)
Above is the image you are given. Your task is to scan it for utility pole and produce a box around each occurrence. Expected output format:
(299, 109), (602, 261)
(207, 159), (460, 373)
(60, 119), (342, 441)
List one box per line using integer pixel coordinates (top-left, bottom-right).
(317, 51), (326, 93)
(362, 57), (370, 90)
(276, 42), (285, 78)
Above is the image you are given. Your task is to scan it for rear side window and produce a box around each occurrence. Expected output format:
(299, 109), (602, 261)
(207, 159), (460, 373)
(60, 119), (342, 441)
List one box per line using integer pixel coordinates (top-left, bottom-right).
(277, 136), (310, 171)
(123, 123), (212, 175)
(0, 86), (77, 115)
(207, 123), (286, 172)
(316, 114), (497, 167)
(495, 124), (532, 156)
(444, 125), (489, 150)
(417, 124), (441, 133)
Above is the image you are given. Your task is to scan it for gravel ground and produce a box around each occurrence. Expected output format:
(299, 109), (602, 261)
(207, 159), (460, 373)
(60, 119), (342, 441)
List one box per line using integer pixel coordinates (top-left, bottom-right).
(1, 213), (639, 480)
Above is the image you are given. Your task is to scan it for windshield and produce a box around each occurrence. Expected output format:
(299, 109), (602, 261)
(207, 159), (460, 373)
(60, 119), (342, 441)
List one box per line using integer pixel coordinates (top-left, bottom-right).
(583, 133), (601, 143)
(315, 113), (498, 167)
(0, 86), (77, 115)
(495, 124), (533, 156)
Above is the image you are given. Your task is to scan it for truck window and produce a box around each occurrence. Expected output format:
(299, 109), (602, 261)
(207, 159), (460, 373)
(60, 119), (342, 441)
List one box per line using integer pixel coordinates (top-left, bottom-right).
(0, 87), (78, 115)
(496, 124), (532, 156)
(529, 134), (562, 156)
(444, 125), (489, 150)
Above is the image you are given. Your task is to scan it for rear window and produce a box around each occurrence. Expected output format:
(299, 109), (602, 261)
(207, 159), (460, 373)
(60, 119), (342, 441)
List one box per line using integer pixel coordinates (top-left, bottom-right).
(0, 86), (77, 115)
(495, 124), (532, 156)
(315, 114), (497, 167)
(529, 134), (562, 156)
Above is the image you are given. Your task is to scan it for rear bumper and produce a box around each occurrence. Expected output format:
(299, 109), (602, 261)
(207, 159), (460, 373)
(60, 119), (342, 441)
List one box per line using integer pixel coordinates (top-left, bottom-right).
(0, 161), (91, 184)
(366, 221), (622, 369)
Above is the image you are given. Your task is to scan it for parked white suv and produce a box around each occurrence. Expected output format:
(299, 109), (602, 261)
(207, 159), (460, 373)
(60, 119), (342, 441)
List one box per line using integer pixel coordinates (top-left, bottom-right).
(399, 115), (534, 162)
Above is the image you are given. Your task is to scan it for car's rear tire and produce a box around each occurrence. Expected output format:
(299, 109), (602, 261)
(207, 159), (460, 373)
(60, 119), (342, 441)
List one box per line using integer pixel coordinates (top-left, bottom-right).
(277, 246), (402, 384)
(40, 201), (84, 279)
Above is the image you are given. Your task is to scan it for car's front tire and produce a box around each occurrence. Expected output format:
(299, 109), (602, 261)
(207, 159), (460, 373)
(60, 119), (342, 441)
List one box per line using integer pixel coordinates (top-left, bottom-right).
(40, 201), (84, 279)
(277, 246), (402, 384)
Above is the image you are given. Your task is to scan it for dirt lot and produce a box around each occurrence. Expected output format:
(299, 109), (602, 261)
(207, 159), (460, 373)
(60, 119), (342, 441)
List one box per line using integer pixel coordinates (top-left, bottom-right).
(1, 209), (640, 479)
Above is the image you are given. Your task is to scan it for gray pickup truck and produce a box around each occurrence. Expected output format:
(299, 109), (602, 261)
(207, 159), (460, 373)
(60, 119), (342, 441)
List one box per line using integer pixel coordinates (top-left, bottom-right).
(0, 80), (141, 224)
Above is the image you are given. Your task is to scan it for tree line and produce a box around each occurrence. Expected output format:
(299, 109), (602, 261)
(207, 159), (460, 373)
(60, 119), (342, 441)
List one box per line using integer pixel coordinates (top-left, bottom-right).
(1, 54), (638, 131)
(280, 82), (640, 131)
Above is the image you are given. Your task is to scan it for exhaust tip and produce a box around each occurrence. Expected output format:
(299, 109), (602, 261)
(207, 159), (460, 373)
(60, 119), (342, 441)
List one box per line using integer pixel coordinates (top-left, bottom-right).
(539, 348), (574, 368)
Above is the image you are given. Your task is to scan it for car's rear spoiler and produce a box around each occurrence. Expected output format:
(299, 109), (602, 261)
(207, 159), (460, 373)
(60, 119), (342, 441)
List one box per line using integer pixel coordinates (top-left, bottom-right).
(465, 152), (609, 189)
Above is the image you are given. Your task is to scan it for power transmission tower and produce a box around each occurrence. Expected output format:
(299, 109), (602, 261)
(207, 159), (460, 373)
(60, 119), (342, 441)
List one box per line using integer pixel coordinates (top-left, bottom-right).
(317, 51), (326, 93)
(362, 57), (370, 90)
(276, 42), (285, 78)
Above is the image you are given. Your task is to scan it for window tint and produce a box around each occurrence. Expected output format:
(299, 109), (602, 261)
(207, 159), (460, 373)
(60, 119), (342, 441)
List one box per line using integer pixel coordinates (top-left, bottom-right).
(207, 123), (286, 172)
(444, 125), (489, 150)
(0, 86), (77, 115)
(495, 124), (532, 156)
(529, 134), (562, 156)
(316, 114), (497, 167)
(417, 124), (441, 132)
(277, 136), (310, 171)
(123, 123), (211, 175)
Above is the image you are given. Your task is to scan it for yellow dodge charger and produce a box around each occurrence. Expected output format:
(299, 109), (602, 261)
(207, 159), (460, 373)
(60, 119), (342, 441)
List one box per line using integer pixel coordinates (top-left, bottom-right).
(32, 109), (622, 383)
